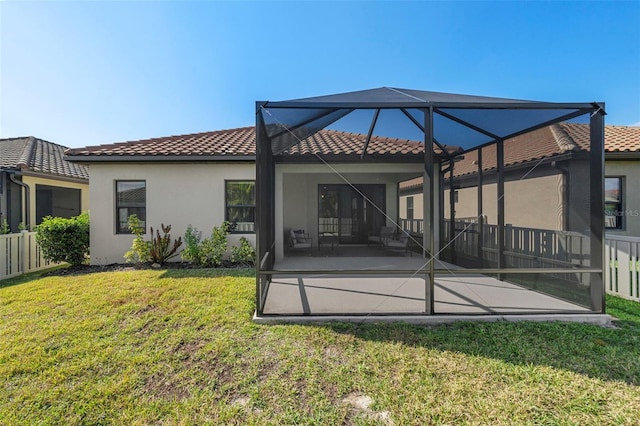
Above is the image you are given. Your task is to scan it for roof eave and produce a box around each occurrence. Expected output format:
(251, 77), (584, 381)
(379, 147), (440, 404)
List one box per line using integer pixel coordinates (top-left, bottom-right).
(262, 100), (598, 110)
(605, 152), (640, 160)
(64, 155), (257, 163)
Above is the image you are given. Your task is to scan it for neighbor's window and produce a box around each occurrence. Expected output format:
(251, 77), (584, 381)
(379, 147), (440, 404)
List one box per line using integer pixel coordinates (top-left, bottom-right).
(226, 180), (255, 233)
(605, 177), (623, 230)
(406, 196), (414, 220)
(116, 180), (146, 234)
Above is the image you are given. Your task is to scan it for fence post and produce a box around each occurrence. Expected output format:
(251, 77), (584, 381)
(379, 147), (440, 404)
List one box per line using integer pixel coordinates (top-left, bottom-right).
(20, 230), (29, 274)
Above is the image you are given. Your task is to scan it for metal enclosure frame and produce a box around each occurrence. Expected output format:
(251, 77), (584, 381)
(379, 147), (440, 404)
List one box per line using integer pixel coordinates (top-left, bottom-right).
(255, 87), (605, 317)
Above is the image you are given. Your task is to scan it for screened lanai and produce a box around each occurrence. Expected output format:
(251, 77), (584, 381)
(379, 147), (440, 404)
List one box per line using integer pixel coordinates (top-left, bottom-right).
(254, 87), (607, 321)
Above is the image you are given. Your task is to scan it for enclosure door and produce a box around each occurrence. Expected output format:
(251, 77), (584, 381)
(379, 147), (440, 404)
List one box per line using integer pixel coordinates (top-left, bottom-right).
(318, 184), (386, 244)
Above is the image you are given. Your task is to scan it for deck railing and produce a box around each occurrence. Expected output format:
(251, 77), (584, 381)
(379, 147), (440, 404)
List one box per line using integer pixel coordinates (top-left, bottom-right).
(605, 234), (640, 302)
(400, 218), (640, 303)
(0, 231), (60, 280)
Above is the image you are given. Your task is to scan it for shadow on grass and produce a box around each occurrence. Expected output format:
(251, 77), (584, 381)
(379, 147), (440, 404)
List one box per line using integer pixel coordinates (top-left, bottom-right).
(322, 296), (640, 386)
(0, 265), (70, 289)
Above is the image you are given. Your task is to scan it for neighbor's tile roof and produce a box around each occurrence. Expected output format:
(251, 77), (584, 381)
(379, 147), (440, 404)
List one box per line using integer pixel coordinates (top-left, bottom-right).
(64, 127), (427, 159)
(0, 137), (89, 180)
(560, 123), (640, 153)
(399, 123), (640, 190)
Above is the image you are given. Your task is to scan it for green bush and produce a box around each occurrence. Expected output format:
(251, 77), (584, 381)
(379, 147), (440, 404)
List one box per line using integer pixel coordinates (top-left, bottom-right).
(181, 225), (202, 263)
(36, 212), (90, 266)
(0, 219), (9, 235)
(124, 215), (150, 264)
(231, 236), (256, 266)
(198, 221), (232, 267)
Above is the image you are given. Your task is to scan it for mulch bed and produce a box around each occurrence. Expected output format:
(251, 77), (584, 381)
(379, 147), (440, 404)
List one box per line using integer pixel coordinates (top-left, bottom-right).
(43, 262), (240, 277)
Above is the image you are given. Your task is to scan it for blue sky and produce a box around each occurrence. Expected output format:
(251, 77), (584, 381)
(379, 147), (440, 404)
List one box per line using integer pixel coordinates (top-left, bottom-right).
(1, 1), (639, 148)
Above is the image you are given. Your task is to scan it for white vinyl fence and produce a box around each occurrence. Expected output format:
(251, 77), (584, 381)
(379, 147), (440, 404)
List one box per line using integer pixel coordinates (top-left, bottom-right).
(0, 231), (60, 280)
(605, 234), (640, 302)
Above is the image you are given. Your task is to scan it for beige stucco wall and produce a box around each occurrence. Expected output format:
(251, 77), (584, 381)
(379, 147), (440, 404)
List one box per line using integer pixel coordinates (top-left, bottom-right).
(401, 172), (565, 231)
(445, 173), (565, 230)
(21, 175), (89, 230)
(606, 160), (640, 237)
(275, 163), (424, 260)
(88, 162), (255, 265)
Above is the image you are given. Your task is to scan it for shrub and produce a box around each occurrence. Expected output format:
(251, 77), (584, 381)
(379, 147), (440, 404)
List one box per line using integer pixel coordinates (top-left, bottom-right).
(231, 237), (256, 266)
(124, 216), (183, 265)
(181, 225), (202, 263)
(124, 215), (150, 264)
(36, 212), (90, 266)
(148, 224), (183, 264)
(198, 221), (232, 267)
(0, 219), (9, 235)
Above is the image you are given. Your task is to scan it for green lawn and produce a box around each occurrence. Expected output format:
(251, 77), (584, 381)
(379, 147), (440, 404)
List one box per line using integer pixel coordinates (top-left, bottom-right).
(1, 268), (639, 425)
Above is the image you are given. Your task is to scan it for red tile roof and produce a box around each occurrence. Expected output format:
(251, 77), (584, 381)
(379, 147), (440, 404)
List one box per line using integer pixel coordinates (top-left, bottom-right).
(65, 127), (427, 160)
(1, 137), (88, 180)
(399, 123), (640, 190)
(562, 123), (640, 153)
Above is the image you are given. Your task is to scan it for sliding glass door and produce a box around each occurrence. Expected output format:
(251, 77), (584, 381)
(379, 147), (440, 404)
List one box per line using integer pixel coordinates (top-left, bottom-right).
(318, 184), (386, 244)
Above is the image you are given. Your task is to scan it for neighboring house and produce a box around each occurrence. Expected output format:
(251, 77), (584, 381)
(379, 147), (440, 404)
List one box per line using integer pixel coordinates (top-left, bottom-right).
(399, 124), (640, 237)
(65, 127), (426, 265)
(0, 137), (89, 232)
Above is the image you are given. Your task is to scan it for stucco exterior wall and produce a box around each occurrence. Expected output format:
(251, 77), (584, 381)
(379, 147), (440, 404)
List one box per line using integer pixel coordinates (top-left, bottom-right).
(606, 160), (640, 237)
(275, 163), (423, 260)
(401, 172), (566, 231)
(21, 175), (89, 230)
(445, 173), (565, 230)
(88, 162), (255, 265)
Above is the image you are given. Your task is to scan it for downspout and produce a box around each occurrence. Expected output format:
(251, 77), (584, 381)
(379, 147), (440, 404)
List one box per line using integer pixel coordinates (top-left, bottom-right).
(8, 172), (31, 230)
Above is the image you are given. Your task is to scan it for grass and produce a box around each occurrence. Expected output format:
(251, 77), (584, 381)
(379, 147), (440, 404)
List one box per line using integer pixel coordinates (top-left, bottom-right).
(1, 268), (639, 425)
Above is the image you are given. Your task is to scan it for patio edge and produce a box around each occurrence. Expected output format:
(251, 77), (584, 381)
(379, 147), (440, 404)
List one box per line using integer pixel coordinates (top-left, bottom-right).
(253, 312), (613, 326)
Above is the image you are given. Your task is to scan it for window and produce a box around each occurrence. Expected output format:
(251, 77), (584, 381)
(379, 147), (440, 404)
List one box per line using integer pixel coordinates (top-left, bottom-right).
(226, 180), (255, 233)
(605, 177), (622, 229)
(406, 196), (414, 220)
(116, 180), (146, 234)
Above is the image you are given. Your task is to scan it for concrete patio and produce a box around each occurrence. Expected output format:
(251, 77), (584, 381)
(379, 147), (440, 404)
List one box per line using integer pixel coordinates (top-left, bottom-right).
(257, 255), (612, 325)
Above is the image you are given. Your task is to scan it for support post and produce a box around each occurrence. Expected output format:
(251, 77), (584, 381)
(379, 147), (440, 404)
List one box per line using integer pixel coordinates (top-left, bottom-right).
(497, 139), (505, 280)
(590, 106), (605, 312)
(449, 159), (456, 264)
(423, 108), (435, 314)
(255, 104), (274, 315)
(477, 148), (484, 267)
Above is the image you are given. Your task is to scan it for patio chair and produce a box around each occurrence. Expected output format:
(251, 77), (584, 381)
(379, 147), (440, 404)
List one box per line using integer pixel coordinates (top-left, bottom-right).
(289, 229), (313, 251)
(383, 230), (412, 256)
(368, 226), (395, 246)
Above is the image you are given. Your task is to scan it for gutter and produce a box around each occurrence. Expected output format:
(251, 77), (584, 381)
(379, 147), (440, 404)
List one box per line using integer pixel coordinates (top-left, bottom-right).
(7, 171), (31, 230)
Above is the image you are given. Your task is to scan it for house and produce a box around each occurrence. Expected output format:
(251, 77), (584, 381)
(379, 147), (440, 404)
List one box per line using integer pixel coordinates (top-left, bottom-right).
(64, 127), (426, 265)
(67, 87), (608, 322)
(398, 124), (640, 237)
(1, 137), (89, 232)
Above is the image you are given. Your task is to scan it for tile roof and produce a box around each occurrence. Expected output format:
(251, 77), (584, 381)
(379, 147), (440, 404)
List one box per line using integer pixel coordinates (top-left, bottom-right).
(66, 127), (257, 158)
(0, 137), (89, 180)
(560, 123), (640, 153)
(399, 123), (640, 190)
(65, 126), (428, 160)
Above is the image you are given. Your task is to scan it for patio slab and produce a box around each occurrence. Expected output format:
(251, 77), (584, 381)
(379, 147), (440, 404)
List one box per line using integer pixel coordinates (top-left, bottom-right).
(261, 256), (601, 319)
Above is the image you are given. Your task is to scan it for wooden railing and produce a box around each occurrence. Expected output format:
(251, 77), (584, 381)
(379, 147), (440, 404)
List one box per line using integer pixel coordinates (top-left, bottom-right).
(605, 234), (640, 302)
(0, 231), (60, 280)
(400, 217), (640, 303)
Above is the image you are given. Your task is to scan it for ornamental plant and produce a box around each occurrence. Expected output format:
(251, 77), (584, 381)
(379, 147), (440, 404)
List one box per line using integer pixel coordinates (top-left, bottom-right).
(124, 215), (182, 265)
(36, 212), (90, 266)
